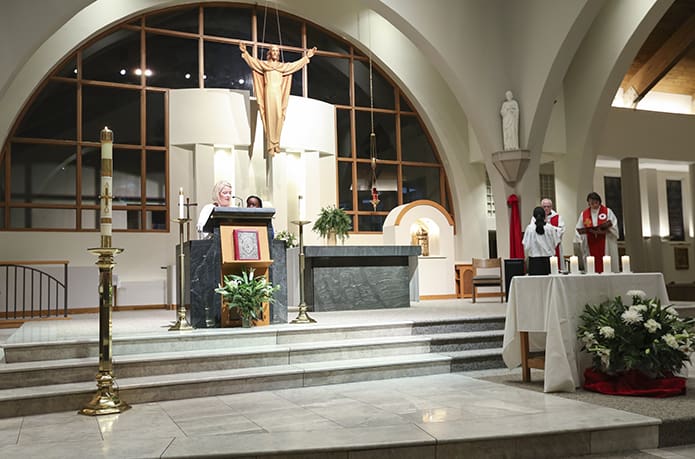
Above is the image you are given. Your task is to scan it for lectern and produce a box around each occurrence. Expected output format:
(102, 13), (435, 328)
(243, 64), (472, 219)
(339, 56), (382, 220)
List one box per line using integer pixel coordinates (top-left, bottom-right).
(181, 207), (283, 327)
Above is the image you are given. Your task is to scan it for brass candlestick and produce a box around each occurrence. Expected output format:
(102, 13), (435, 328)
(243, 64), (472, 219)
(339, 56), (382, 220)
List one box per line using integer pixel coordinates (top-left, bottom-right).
(290, 219), (316, 324)
(80, 126), (130, 416)
(169, 217), (194, 331)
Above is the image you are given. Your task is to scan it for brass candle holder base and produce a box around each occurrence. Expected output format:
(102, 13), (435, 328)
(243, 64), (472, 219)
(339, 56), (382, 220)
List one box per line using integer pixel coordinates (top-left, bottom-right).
(80, 246), (129, 416)
(170, 217), (193, 331)
(79, 371), (131, 416)
(290, 219), (316, 325)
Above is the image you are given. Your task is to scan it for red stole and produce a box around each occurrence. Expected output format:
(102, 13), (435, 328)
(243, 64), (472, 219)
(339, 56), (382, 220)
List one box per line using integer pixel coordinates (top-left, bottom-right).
(549, 214), (561, 258)
(582, 206), (608, 272)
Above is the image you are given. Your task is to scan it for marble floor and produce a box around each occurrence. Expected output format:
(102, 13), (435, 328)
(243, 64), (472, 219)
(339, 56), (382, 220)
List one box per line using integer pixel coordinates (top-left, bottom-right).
(0, 301), (694, 458)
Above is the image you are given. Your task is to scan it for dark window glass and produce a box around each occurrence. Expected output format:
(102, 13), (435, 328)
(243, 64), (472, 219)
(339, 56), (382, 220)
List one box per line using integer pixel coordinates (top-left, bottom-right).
(603, 176), (624, 240)
(82, 29), (141, 84)
(81, 146), (100, 205)
(113, 209), (141, 230)
(55, 56), (77, 79)
(204, 41), (252, 90)
(204, 6), (252, 39)
(82, 85), (140, 144)
(355, 111), (396, 160)
(0, 206), (5, 228)
(354, 60), (394, 109)
(147, 210), (167, 230)
(306, 25), (350, 54)
(357, 162), (398, 211)
(257, 14), (302, 47)
(112, 148), (142, 205)
(401, 115), (436, 163)
(402, 166), (441, 204)
(15, 81), (76, 140)
(337, 161), (353, 211)
(336, 109), (352, 157)
(10, 143), (76, 204)
(146, 91), (166, 146)
(400, 95), (414, 112)
(146, 150), (165, 206)
(666, 179), (684, 241)
(357, 214), (386, 232)
(146, 33), (198, 89)
(10, 208), (76, 229)
(307, 55), (350, 105)
(146, 7), (199, 33)
(0, 158), (5, 202)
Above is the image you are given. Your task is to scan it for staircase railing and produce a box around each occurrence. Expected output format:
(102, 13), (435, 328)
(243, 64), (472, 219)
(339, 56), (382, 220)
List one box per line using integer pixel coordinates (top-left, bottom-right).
(0, 261), (69, 319)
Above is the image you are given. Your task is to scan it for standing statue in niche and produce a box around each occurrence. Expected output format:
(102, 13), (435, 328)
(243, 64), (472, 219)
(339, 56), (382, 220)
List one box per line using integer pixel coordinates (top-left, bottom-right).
(240, 43), (317, 156)
(500, 90), (519, 150)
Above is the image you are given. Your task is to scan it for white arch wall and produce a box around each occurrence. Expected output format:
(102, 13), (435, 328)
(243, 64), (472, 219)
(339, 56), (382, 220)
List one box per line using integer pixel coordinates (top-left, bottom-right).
(384, 203), (456, 298)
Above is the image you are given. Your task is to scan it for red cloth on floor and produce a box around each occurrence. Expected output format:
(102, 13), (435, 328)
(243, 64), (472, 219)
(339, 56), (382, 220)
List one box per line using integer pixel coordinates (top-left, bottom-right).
(583, 368), (686, 398)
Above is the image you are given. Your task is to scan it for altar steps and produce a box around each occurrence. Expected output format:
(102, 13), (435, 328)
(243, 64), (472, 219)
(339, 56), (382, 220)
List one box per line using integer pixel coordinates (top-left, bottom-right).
(0, 316), (507, 418)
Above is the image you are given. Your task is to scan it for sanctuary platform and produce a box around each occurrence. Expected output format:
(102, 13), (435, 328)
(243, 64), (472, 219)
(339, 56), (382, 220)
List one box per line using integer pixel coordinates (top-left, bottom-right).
(0, 300), (693, 458)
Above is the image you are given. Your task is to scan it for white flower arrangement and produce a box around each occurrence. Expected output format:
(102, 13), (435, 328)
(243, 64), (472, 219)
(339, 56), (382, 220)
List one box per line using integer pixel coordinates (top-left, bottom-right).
(577, 291), (695, 377)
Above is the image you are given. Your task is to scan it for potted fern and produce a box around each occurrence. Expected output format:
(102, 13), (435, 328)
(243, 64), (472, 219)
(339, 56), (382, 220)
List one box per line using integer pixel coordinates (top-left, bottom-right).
(312, 205), (352, 245)
(214, 268), (280, 327)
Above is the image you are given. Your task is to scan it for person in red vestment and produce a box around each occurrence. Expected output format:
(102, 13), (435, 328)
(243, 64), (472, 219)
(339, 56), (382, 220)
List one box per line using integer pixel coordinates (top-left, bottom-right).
(575, 192), (619, 273)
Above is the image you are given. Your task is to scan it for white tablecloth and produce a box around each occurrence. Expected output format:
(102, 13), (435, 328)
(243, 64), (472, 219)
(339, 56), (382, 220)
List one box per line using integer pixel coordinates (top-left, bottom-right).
(502, 272), (669, 392)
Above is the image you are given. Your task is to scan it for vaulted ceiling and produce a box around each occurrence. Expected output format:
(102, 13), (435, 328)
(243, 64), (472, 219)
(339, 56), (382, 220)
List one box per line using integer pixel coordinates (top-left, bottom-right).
(620, 0), (695, 105)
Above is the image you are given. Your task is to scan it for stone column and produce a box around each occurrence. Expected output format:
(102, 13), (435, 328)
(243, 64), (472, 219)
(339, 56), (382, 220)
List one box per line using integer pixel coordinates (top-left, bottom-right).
(620, 158), (644, 271)
(643, 168), (663, 274)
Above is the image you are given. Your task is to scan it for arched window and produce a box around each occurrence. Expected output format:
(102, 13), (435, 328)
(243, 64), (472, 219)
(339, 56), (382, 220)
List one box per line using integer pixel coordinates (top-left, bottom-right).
(0, 4), (452, 232)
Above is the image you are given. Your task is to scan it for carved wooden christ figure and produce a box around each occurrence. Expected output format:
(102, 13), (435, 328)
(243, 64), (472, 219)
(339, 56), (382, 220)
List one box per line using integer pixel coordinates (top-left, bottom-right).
(240, 43), (317, 155)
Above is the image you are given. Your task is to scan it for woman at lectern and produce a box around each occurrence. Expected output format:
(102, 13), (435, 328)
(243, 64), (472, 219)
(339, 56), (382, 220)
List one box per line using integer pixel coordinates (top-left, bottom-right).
(196, 180), (233, 239)
(523, 206), (562, 275)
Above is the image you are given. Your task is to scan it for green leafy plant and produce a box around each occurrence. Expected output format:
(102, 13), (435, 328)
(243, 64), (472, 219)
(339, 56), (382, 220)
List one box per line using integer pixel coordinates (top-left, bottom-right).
(214, 268), (280, 326)
(312, 205), (352, 242)
(577, 290), (695, 377)
(275, 230), (298, 248)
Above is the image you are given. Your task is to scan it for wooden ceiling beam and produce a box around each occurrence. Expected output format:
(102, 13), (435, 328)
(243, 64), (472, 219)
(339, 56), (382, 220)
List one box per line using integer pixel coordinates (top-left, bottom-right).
(624, 14), (695, 106)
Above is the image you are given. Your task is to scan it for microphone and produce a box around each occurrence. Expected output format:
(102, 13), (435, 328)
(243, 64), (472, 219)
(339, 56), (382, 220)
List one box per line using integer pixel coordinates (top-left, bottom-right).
(232, 195), (244, 207)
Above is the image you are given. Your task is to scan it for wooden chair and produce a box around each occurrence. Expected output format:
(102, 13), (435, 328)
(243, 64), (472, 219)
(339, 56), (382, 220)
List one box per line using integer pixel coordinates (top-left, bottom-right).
(471, 258), (503, 303)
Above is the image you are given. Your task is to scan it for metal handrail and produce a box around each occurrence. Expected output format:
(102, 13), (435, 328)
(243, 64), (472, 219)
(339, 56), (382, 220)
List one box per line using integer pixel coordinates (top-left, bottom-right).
(0, 261), (69, 319)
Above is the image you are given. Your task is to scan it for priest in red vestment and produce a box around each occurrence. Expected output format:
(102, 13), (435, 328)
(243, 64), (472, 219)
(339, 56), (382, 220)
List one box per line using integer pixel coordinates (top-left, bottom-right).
(575, 192), (619, 273)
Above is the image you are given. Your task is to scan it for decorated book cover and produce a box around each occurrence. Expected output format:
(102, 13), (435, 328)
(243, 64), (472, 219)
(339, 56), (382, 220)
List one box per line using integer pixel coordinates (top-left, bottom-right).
(233, 229), (260, 260)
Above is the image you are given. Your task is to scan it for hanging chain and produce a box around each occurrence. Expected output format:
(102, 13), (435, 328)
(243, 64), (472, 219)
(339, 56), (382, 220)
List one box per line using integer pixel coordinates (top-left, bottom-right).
(367, 16), (379, 211)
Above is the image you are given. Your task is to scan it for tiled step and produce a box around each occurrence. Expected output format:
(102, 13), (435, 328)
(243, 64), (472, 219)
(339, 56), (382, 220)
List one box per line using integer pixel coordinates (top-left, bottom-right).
(2, 321), (417, 363)
(446, 348), (506, 372)
(412, 316), (506, 334)
(0, 354), (453, 418)
(0, 335), (433, 389)
(428, 330), (504, 352)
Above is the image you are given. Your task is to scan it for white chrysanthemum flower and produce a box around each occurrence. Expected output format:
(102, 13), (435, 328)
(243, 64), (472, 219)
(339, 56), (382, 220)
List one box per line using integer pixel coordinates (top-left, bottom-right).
(644, 319), (661, 333)
(599, 326), (615, 338)
(627, 290), (646, 300)
(581, 331), (596, 347)
(662, 334), (679, 349)
(665, 306), (679, 317)
(621, 308), (643, 324)
(633, 304), (648, 312)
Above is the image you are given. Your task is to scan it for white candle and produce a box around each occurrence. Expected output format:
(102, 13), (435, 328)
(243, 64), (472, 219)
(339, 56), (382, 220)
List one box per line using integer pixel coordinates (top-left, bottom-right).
(178, 187), (185, 219)
(100, 127), (113, 241)
(549, 256), (559, 274)
(603, 255), (612, 273)
(586, 256), (595, 274)
(569, 256), (579, 274)
(621, 255), (631, 273)
(299, 195), (306, 220)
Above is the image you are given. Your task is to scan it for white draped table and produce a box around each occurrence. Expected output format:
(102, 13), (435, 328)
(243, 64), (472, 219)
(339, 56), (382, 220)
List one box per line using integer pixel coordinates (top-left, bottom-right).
(502, 272), (669, 392)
